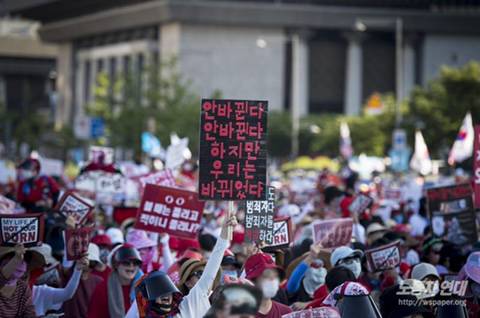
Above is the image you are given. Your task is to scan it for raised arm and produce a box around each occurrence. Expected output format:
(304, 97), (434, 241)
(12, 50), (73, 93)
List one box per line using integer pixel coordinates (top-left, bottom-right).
(159, 234), (174, 272)
(0, 244), (25, 287)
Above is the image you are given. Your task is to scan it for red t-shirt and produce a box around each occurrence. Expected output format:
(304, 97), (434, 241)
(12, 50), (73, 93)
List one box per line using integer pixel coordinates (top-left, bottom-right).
(87, 278), (132, 318)
(256, 301), (292, 318)
(91, 266), (112, 283)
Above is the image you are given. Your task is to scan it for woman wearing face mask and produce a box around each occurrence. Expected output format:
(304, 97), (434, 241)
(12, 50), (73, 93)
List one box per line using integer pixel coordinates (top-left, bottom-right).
(127, 229), (163, 274)
(244, 253), (292, 318)
(125, 214), (237, 318)
(330, 246), (363, 280)
(0, 244), (44, 318)
(88, 244), (143, 318)
(458, 251), (480, 318)
(91, 233), (113, 281)
(286, 243), (329, 310)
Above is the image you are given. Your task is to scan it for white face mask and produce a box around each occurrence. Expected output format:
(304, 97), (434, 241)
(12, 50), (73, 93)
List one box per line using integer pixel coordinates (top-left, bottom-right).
(342, 259), (362, 279)
(260, 278), (280, 299)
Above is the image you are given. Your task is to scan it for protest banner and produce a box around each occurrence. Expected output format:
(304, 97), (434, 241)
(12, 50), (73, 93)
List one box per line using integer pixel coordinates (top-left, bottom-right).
(65, 226), (94, 261)
(348, 194), (373, 215)
(365, 240), (401, 272)
(262, 217), (292, 252)
(474, 125), (480, 209)
(199, 99), (268, 200)
(311, 218), (353, 248)
(135, 184), (205, 239)
(282, 307), (340, 318)
(75, 171), (125, 205)
(0, 195), (16, 214)
(244, 186), (275, 244)
(39, 157), (64, 177)
(426, 183), (478, 245)
(56, 191), (94, 225)
(0, 213), (44, 247)
(88, 146), (114, 164)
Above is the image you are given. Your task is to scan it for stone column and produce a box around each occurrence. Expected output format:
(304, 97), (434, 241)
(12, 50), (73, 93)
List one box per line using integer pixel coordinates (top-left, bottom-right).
(56, 43), (73, 128)
(74, 56), (86, 117)
(403, 34), (418, 99)
(291, 31), (309, 117)
(343, 32), (364, 116)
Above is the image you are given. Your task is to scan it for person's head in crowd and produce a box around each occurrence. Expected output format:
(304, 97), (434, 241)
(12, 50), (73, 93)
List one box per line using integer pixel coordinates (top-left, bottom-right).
(421, 237), (443, 266)
(109, 244), (142, 284)
(323, 186), (345, 214)
(91, 233), (112, 264)
(106, 227), (124, 248)
(330, 246), (363, 279)
(221, 253), (241, 283)
(126, 229), (157, 273)
(17, 158), (41, 181)
(380, 279), (434, 318)
(438, 241), (466, 274)
(178, 259), (207, 295)
(199, 233), (217, 259)
(322, 281), (370, 312)
(205, 284), (263, 318)
(366, 222), (389, 246)
(0, 244), (45, 288)
(244, 253), (285, 300)
(325, 266), (357, 292)
(86, 243), (104, 276)
(230, 244), (247, 268)
(31, 243), (60, 287)
(464, 251), (480, 300)
(136, 270), (183, 316)
(411, 263), (440, 297)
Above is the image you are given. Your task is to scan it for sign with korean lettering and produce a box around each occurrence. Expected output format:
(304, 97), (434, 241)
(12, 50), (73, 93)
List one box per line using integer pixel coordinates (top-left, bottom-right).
(0, 213), (44, 247)
(65, 226), (94, 261)
(134, 184), (205, 239)
(348, 194), (373, 215)
(426, 183), (478, 245)
(88, 146), (114, 164)
(244, 186), (275, 244)
(56, 191), (94, 225)
(262, 217), (292, 252)
(199, 99), (268, 200)
(365, 240), (401, 272)
(474, 125), (480, 209)
(312, 218), (353, 248)
(75, 171), (125, 205)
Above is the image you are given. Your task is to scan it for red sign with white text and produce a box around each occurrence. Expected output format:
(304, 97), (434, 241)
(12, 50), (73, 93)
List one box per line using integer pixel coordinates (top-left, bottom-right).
(65, 226), (94, 261)
(134, 184), (205, 239)
(474, 125), (480, 209)
(199, 99), (268, 200)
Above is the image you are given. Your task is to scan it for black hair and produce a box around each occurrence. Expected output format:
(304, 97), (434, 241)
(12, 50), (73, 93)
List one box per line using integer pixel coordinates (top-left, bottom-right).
(323, 186), (344, 205)
(198, 233), (217, 252)
(325, 266), (356, 292)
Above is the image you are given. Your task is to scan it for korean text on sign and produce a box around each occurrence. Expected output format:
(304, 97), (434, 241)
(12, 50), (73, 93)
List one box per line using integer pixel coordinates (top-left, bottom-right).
(199, 99), (268, 200)
(312, 218), (353, 248)
(134, 184), (205, 239)
(365, 240), (401, 272)
(244, 186), (275, 244)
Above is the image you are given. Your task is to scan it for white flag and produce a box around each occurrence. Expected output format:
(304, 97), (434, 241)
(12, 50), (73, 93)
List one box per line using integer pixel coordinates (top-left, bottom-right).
(448, 112), (474, 165)
(410, 130), (432, 175)
(339, 122), (353, 159)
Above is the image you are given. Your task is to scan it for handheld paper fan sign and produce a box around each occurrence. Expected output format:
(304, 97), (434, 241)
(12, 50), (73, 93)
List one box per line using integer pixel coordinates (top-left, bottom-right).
(55, 191), (94, 225)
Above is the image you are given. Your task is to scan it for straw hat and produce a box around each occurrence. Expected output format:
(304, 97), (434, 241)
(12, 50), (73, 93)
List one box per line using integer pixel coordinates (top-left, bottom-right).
(0, 245), (46, 271)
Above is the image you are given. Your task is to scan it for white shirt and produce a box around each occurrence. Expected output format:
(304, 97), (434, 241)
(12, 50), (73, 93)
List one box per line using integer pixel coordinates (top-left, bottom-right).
(32, 268), (82, 316)
(125, 237), (229, 318)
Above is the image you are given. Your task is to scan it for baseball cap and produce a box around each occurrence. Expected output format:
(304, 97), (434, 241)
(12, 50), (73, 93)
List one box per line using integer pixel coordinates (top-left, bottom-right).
(366, 223), (388, 236)
(330, 246), (364, 267)
(411, 262), (440, 281)
(465, 251), (480, 284)
(244, 253), (284, 281)
(88, 243), (103, 264)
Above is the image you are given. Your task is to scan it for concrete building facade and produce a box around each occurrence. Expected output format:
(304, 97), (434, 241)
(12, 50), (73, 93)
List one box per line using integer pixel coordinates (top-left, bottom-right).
(5, 0), (480, 129)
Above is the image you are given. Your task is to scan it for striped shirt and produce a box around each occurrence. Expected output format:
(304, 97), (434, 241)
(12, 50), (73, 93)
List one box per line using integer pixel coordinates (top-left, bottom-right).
(0, 271), (37, 318)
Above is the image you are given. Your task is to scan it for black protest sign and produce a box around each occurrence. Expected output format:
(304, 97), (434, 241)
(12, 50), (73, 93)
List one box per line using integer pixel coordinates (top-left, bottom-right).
(426, 183), (478, 245)
(244, 186), (275, 244)
(199, 99), (268, 200)
(0, 213), (44, 247)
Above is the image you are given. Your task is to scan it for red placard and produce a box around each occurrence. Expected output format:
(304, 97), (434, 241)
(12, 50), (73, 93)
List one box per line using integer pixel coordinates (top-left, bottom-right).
(55, 191), (94, 225)
(0, 213), (44, 247)
(199, 99), (268, 201)
(65, 226), (94, 261)
(365, 240), (401, 272)
(348, 194), (373, 215)
(312, 218), (353, 248)
(134, 184), (205, 239)
(474, 125), (480, 209)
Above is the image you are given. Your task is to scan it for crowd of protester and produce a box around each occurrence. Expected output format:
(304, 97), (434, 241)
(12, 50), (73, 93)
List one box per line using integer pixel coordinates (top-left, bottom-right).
(0, 156), (479, 318)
